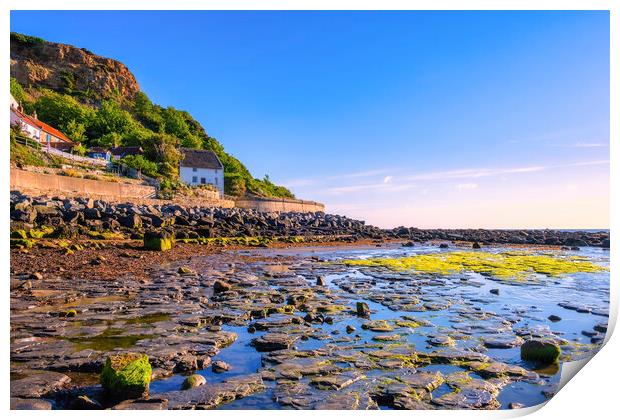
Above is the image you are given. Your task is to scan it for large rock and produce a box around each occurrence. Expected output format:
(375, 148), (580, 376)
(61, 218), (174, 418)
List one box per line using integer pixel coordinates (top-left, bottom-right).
(119, 214), (142, 229)
(155, 374), (265, 409)
(10, 398), (53, 410)
(520, 340), (561, 364)
(100, 353), (152, 401)
(181, 374), (206, 390)
(143, 230), (174, 251)
(10, 371), (71, 399)
(356, 302), (370, 317)
(213, 280), (232, 294)
(251, 333), (298, 352)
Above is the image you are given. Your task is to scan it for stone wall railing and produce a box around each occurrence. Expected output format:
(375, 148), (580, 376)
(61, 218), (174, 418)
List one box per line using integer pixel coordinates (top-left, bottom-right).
(235, 196), (325, 213)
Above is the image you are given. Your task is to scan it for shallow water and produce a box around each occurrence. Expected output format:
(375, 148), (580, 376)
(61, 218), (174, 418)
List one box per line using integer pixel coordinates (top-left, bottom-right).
(148, 243), (609, 409)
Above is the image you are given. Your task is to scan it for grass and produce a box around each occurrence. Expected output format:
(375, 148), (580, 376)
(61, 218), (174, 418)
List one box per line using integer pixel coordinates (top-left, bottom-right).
(10, 139), (47, 167)
(341, 251), (608, 281)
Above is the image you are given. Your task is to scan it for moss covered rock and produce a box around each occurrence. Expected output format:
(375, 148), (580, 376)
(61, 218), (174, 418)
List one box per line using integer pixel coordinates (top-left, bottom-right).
(28, 226), (55, 239)
(63, 309), (77, 318)
(100, 353), (152, 400)
(178, 266), (195, 275)
(520, 339), (561, 364)
(181, 374), (206, 390)
(143, 230), (174, 251)
(10, 229), (28, 239)
(10, 238), (34, 249)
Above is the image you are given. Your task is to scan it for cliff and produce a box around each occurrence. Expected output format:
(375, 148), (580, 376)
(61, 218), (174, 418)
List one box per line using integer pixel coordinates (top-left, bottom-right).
(10, 33), (140, 102)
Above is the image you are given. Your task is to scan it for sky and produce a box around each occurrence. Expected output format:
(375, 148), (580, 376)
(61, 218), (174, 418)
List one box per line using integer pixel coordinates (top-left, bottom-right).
(10, 11), (610, 229)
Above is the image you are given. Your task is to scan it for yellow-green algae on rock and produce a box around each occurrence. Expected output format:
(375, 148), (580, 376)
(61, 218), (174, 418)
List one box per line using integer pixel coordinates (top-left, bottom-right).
(341, 251), (607, 281)
(100, 352), (152, 400)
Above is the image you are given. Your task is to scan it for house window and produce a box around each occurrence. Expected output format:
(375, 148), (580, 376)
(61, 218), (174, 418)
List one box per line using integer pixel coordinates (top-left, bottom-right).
(192, 176), (198, 183)
(201, 178), (206, 184)
(215, 177), (218, 185)
(46, 133), (51, 143)
(192, 167), (198, 172)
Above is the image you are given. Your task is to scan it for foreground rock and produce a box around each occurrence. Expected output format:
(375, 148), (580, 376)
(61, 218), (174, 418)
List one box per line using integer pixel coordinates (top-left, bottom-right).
(154, 374), (265, 409)
(10, 398), (53, 410)
(10, 371), (71, 399)
(520, 340), (561, 364)
(101, 353), (152, 401)
(182, 374), (206, 390)
(251, 333), (298, 352)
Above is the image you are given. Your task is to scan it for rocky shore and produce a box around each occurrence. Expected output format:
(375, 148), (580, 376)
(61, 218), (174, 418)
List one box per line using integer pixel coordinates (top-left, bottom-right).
(10, 192), (611, 248)
(10, 191), (610, 410)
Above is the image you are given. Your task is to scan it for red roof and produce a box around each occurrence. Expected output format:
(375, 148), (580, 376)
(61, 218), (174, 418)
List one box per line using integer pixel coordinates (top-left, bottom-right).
(12, 107), (73, 144)
(12, 107), (41, 131)
(34, 118), (73, 143)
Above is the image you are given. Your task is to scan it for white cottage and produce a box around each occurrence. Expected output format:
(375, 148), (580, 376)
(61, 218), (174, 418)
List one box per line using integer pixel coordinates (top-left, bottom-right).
(10, 94), (41, 141)
(179, 148), (225, 196)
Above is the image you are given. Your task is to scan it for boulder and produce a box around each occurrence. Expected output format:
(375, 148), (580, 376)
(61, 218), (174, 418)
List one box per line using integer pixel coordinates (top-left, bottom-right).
(10, 398), (52, 410)
(181, 374), (206, 390)
(251, 333), (298, 352)
(143, 230), (174, 251)
(212, 360), (231, 373)
(213, 280), (232, 294)
(356, 302), (370, 317)
(520, 340), (561, 364)
(10, 371), (71, 399)
(100, 353), (152, 401)
(119, 214), (142, 229)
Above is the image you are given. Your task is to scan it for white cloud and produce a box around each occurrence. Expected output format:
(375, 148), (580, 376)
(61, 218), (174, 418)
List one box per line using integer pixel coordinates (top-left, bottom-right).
(281, 160), (608, 198)
(326, 168), (393, 180)
(455, 183), (479, 190)
(571, 142), (608, 148)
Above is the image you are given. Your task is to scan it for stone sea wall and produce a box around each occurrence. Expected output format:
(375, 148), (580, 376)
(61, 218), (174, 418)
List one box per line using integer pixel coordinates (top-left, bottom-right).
(11, 168), (156, 200)
(235, 197), (325, 213)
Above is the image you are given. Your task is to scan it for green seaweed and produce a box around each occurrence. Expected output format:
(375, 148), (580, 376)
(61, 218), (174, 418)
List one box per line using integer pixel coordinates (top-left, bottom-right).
(341, 251), (607, 281)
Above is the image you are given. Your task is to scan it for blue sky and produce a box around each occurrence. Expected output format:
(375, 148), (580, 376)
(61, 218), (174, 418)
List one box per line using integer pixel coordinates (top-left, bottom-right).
(10, 11), (610, 228)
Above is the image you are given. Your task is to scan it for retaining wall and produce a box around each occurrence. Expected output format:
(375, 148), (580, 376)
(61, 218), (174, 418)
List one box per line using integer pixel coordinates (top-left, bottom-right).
(10, 168), (236, 208)
(235, 197), (325, 213)
(10, 168), (156, 200)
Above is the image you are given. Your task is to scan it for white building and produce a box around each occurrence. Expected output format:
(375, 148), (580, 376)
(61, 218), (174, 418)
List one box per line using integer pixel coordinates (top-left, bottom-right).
(10, 94), (41, 141)
(179, 148), (225, 196)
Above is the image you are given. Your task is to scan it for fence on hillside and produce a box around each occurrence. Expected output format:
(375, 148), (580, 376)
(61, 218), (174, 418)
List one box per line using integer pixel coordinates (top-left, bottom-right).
(107, 162), (160, 188)
(13, 135), (42, 150)
(44, 146), (108, 166)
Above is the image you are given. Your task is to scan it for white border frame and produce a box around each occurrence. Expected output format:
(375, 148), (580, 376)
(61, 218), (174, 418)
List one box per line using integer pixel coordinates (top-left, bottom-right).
(2, 2), (615, 419)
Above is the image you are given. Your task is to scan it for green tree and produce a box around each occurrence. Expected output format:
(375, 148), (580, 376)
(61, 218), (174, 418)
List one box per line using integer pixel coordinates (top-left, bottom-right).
(95, 132), (122, 148)
(33, 90), (96, 135)
(71, 143), (87, 156)
(143, 133), (182, 179)
(10, 77), (28, 105)
(120, 155), (158, 177)
(64, 119), (87, 143)
(89, 100), (136, 139)
(133, 92), (164, 131)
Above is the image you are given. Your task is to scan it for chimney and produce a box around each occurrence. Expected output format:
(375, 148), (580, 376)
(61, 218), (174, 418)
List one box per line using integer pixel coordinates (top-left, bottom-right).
(33, 110), (38, 120)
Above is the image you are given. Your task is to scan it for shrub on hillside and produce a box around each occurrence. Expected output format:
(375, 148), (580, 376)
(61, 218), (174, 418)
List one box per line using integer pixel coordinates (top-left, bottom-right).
(11, 32), (46, 46)
(120, 155), (158, 178)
